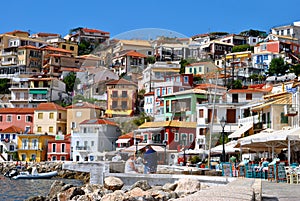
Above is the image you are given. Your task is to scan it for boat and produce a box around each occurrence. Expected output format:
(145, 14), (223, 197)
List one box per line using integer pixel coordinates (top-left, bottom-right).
(11, 167), (58, 180)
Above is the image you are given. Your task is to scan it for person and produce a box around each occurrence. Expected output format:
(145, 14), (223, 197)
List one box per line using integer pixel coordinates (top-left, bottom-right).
(112, 152), (122, 162)
(124, 153), (138, 173)
(143, 145), (158, 174)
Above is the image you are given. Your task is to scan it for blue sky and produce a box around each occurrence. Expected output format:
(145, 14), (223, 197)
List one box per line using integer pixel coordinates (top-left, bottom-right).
(2, 0), (300, 38)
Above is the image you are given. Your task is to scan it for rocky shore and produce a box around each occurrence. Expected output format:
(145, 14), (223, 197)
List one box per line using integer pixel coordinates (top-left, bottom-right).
(0, 162), (90, 183)
(25, 176), (207, 201)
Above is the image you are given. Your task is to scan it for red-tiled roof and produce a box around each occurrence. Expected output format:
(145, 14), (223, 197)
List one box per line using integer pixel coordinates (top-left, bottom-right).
(36, 103), (66, 111)
(60, 67), (82, 72)
(45, 53), (72, 58)
(0, 108), (34, 114)
(144, 91), (154, 96)
(118, 132), (142, 139)
(18, 45), (40, 50)
(195, 83), (226, 90)
(5, 30), (29, 35)
(106, 78), (137, 86)
(66, 102), (101, 109)
(2, 126), (23, 133)
(35, 32), (60, 37)
(42, 46), (72, 54)
(228, 87), (272, 93)
(120, 50), (146, 58)
(80, 119), (118, 126)
(82, 28), (109, 34)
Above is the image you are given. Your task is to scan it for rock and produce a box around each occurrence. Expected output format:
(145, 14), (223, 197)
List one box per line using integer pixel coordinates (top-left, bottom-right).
(24, 195), (46, 201)
(126, 187), (154, 201)
(48, 180), (66, 199)
(174, 178), (200, 194)
(101, 190), (127, 201)
(162, 182), (178, 191)
(57, 187), (85, 201)
(104, 176), (124, 191)
(131, 180), (151, 191)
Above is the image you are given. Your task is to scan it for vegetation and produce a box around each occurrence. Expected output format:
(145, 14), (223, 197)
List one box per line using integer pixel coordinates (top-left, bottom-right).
(239, 29), (267, 37)
(132, 113), (153, 126)
(179, 59), (190, 74)
(72, 94), (99, 104)
(0, 79), (9, 94)
(145, 56), (156, 64)
(268, 57), (289, 76)
(232, 44), (253, 53)
(63, 72), (80, 93)
(290, 63), (300, 77)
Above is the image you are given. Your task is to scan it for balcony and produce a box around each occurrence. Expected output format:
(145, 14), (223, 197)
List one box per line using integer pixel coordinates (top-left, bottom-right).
(0, 52), (17, 56)
(1, 60), (17, 66)
(76, 146), (90, 152)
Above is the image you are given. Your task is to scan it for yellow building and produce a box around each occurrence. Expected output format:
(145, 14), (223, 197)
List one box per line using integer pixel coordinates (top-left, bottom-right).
(17, 133), (54, 162)
(34, 103), (67, 135)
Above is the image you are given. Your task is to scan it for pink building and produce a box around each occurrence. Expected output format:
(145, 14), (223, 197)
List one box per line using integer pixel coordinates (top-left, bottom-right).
(0, 108), (34, 133)
(47, 134), (71, 161)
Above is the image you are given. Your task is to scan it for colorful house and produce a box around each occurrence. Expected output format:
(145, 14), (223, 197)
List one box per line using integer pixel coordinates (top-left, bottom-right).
(0, 126), (22, 161)
(17, 133), (54, 162)
(47, 134), (71, 161)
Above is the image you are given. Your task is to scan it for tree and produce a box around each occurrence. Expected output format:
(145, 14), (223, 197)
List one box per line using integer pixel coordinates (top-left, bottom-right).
(0, 79), (9, 94)
(145, 56), (156, 64)
(268, 57), (289, 76)
(290, 64), (300, 77)
(232, 44), (253, 53)
(63, 72), (80, 93)
(179, 59), (189, 74)
(232, 80), (243, 89)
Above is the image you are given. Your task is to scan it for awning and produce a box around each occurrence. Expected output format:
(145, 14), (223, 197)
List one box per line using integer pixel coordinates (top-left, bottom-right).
(29, 89), (48, 95)
(115, 138), (130, 144)
(228, 123), (253, 139)
(105, 110), (133, 115)
(121, 143), (165, 153)
(135, 127), (164, 133)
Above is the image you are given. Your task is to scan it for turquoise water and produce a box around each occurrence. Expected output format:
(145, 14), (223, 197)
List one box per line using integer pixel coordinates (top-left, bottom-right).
(0, 175), (83, 201)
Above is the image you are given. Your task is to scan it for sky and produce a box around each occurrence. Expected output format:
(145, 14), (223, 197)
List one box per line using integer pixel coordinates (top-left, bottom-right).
(2, 0), (300, 39)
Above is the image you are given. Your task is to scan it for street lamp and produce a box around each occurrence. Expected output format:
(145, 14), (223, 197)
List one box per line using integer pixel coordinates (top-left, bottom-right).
(163, 140), (167, 165)
(220, 117), (226, 163)
(182, 134), (187, 166)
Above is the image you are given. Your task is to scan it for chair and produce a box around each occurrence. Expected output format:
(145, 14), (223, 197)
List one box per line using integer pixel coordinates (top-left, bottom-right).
(285, 166), (297, 184)
(285, 166), (292, 183)
(294, 167), (300, 184)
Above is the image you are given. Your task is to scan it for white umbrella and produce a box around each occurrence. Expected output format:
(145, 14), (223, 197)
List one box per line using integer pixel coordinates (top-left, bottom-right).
(210, 140), (240, 154)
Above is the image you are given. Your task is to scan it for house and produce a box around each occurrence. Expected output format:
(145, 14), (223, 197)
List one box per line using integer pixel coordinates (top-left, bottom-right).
(185, 61), (219, 78)
(17, 45), (42, 74)
(270, 21), (300, 40)
(47, 134), (71, 161)
(115, 132), (143, 151)
(9, 76), (67, 108)
(0, 108), (34, 133)
(17, 133), (54, 162)
(71, 118), (121, 161)
(140, 61), (181, 93)
(105, 78), (137, 117)
(0, 125), (22, 161)
(34, 102), (67, 135)
(66, 101), (102, 134)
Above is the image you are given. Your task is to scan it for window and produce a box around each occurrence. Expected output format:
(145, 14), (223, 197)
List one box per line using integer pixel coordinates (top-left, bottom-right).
(122, 91), (127, 97)
(121, 101), (127, 109)
(162, 88), (166, 95)
(281, 30), (284, 35)
(181, 133), (187, 145)
(199, 109), (204, 118)
(91, 141), (95, 147)
(52, 156), (57, 161)
(61, 156), (66, 161)
(189, 68), (192, 73)
(49, 113), (54, 119)
(61, 143), (66, 152)
(62, 45), (66, 49)
(156, 89), (160, 97)
(59, 113), (62, 119)
(246, 94), (252, 100)
(189, 133), (194, 143)
(112, 101), (117, 109)
(52, 144), (56, 152)
(143, 134), (148, 143)
(32, 139), (38, 149)
(112, 91), (118, 97)
(174, 133), (179, 142)
(0, 116), (2, 122)
(22, 139), (28, 149)
(176, 77), (180, 82)
(17, 115), (21, 120)
(167, 88), (172, 94)
(253, 38), (257, 43)
(38, 113), (43, 119)
(164, 132), (168, 141)
(6, 115), (12, 122)
(76, 112), (82, 117)
(281, 112), (288, 124)
(37, 126), (42, 132)
(26, 115), (32, 122)
(49, 126), (53, 133)
(70, 46), (74, 51)
(184, 76), (188, 83)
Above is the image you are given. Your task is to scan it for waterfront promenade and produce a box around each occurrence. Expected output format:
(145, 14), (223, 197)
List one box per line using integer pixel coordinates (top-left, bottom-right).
(262, 180), (300, 201)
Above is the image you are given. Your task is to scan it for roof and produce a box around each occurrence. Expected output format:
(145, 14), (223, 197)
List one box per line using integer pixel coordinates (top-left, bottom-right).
(0, 108), (34, 114)
(106, 78), (137, 86)
(34, 32), (60, 37)
(35, 103), (66, 111)
(195, 83), (226, 90)
(119, 50), (147, 58)
(252, 94), (292, 111)
(76, 54), (102, 60)
(42, 46), (72, 54)
(119, 39), (151, 47)
(1, 126), (23, 133)
(5, 30), (29, 35)
(139, 121), (196, 129)
(66, 102), (101, 109)
(228, 87), (272, 94)
(18, 45), (40, 50)
(144, 91), (155, 96)
(82, 28), (109, 34)
(80, 119), (118, 126)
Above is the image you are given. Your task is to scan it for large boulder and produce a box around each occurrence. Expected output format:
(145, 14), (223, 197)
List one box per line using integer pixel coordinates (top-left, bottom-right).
(126, 187), (154, 201)
(48, 180), (66, 199)
(174, 178), (201, 194)
(104, 176), (124, 191)
(57, 187), (85, 201)
(101, 190), (127, 201)
(131, 180), (151, 191)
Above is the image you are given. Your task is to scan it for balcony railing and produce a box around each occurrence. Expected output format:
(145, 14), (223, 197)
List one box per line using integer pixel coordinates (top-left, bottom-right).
(76, 146), (90, 151)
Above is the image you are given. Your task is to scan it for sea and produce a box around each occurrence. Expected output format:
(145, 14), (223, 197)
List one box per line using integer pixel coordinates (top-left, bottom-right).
(0, 174), (83, 201)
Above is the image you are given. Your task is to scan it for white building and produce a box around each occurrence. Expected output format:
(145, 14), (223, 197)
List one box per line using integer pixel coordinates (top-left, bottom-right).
(71, 119), (121, 161)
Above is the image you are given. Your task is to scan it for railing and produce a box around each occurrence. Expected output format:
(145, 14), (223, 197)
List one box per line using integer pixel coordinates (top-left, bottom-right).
(238, 115), (259, 126)
(76, 146), (90, 151)
(0, 52), (17, 56)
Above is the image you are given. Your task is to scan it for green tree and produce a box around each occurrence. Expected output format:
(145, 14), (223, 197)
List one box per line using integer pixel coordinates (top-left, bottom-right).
(179, 59), (189, 74)
(232, 44), (253, 53)
(63, 72), (80, 93)
(145, 56), (156, 64)
(0, 79), (9, 94)
(268, 57), (289, 76)
(290, 63), (300, 77)
(232, 80), (243, 89)
(133, 113), (153, 126)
